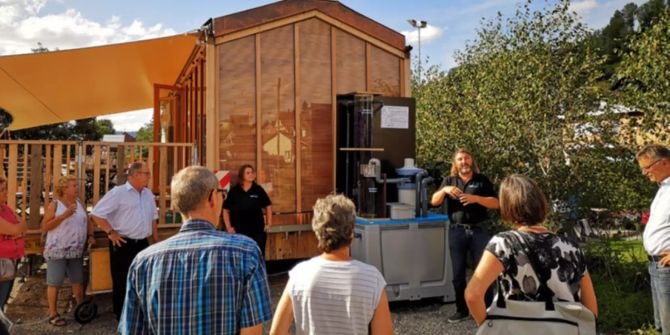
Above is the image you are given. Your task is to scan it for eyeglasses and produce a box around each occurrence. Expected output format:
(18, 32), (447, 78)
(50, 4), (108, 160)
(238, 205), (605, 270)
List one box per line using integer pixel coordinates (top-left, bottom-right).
(641, 159), (662, 172)
(211, 189), (226, 199)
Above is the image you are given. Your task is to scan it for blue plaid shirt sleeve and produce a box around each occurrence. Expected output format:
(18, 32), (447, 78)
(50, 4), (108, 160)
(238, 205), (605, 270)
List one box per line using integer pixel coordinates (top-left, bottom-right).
(239, 248), (272, 328)
(118, 262), (148, 335)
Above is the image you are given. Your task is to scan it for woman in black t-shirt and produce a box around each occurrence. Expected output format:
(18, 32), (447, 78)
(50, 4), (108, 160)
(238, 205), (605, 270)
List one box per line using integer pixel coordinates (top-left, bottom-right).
(223, 164), (272, 258)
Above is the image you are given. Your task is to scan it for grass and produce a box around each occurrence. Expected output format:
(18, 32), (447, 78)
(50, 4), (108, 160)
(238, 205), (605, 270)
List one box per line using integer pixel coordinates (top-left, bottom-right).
(585, 238), (657, 334)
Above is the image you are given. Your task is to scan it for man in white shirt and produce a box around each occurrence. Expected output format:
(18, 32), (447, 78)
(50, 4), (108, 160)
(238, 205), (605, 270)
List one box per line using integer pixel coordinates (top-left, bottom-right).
(637, 144), (670, 335)
(91, 161), (159, 320)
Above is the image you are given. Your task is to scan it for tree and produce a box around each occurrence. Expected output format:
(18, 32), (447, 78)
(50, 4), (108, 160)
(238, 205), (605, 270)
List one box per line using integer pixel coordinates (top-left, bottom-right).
(415, 0), (652, 223)
(616, 9), (670, 143)
(96, 119), (116, 136)
(135, 121), (154, 142)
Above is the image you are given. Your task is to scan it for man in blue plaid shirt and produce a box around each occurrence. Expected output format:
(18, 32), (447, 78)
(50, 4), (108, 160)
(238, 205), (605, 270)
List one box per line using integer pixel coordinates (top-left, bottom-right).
(118, 166), (272, 335)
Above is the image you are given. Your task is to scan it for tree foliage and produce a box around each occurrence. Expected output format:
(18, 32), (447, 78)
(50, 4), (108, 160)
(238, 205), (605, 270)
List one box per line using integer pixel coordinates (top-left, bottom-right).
(616, 8), (670, 144)
(588, 0), (668, 80)
(415, 0), (655, 223)
(135, 121), (154, 142)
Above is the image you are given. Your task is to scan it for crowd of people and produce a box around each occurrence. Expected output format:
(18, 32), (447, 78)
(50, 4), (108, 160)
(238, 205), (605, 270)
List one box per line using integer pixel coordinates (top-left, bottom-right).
(0, 143), (669, 334)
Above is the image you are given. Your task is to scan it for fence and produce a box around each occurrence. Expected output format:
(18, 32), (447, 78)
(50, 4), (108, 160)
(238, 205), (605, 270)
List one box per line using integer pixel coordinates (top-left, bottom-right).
(0, 140), (196, 254)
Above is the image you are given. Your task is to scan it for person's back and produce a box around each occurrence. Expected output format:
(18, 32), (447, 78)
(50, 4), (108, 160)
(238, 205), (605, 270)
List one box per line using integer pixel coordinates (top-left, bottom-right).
(119, 166), (272, 335)
(287, 257), (385, 335)
(270, 195), (393, 335)
(121, 223), (270, 334)
(464, 174), (597, 326)
(486, 230), (586, 302)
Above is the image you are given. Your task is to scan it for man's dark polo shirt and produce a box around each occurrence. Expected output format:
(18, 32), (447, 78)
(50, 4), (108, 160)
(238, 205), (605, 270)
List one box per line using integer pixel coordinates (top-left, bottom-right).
(439, 173), (496, 224)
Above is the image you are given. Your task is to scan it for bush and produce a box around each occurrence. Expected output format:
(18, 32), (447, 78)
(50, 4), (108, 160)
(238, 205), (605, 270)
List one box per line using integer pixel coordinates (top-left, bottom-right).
(584, 238), (655, 333)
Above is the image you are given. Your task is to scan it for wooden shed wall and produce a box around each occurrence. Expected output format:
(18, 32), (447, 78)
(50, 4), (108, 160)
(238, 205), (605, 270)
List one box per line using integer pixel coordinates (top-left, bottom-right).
(215, 17), (407, 260)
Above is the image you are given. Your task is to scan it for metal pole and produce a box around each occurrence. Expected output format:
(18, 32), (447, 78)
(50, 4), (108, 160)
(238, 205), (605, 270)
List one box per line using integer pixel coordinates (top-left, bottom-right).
(418, 26), (422, 81)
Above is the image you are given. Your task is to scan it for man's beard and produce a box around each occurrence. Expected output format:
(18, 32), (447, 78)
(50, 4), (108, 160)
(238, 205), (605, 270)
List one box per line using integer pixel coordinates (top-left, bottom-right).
(459, 166), (472, 175)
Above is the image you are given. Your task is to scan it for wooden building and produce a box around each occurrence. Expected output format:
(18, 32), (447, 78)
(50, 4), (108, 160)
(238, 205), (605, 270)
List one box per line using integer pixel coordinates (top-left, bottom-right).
(0, 0), (410, 260)
(162, 0), (411, 260)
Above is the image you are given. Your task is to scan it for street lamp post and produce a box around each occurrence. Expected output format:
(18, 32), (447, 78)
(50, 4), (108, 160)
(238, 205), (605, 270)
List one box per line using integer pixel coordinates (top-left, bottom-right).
(407, 19), (427, 81)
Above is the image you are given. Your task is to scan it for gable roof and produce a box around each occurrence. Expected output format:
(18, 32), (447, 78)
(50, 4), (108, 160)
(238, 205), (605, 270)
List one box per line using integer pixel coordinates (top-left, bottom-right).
(212, 0), (406, 51)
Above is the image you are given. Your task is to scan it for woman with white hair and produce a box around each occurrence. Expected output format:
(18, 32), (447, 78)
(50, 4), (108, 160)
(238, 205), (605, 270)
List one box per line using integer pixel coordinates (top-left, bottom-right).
(270, 194), (393, 335)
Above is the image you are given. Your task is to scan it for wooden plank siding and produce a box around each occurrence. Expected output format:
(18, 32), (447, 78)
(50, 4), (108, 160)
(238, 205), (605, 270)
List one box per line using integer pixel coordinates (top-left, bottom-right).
(212, 12), (408, 260)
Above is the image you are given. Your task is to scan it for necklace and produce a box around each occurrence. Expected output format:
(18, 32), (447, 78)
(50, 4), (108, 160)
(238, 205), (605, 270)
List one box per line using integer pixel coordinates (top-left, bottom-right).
(516, 224), (550, 233)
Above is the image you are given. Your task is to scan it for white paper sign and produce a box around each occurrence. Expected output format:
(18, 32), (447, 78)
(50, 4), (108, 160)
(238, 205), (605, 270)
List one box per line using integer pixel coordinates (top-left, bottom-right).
(381, 105), (409, 129)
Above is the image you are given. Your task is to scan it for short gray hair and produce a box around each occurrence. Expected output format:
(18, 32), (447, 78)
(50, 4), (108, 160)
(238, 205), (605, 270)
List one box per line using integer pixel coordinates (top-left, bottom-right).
(128, 161), (146, 176)
(311, 194), (356, 253)
(637, 144), (670, 161)
(171, 166), (218, 215)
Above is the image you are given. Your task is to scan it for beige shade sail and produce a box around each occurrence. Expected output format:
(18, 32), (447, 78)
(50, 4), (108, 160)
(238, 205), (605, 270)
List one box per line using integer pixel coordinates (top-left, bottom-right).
(0, 34), (198, 130)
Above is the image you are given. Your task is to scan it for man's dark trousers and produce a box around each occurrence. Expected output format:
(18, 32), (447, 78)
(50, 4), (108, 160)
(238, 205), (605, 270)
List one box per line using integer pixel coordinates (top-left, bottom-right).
(449, 224), (494, 314)
(109, 238), (149, 320)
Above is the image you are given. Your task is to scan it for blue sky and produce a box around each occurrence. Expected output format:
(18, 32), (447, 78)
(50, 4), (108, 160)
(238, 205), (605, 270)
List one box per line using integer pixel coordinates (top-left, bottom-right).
(0, 0), (647, 130)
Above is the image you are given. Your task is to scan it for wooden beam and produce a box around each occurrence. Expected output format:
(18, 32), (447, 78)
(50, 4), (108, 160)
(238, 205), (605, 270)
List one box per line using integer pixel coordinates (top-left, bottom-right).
(205, 40), (218, 170)
(21, 144), (28, 223)
(255, 34), (262, 173)
(153, 84), (161, 143)
(159, 146), (168, 226)
(7, 144), (17, 210)
(93, 145), (101, 204)
(215, 11), (406, 58)
(403, 55), (412, 97)
(294, 23), (302, 213)
(29, 144), (42, 229)
(44, 145), (52, 213)
(366, 43), (372, 92)
(331, 26), (337, 192)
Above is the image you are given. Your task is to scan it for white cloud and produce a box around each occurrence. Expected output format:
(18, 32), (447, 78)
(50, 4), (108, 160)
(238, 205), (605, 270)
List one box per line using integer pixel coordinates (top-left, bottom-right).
(98, 109), (153, 132)
(0, 0), (176, 55)
(569, 0), (599, 17)
(401, 24), (445, 45)
(0, 0), (174, 130)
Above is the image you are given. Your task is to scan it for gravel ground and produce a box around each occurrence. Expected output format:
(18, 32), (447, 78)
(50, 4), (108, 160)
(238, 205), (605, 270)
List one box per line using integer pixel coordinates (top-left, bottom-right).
(4, 264), (477, 334)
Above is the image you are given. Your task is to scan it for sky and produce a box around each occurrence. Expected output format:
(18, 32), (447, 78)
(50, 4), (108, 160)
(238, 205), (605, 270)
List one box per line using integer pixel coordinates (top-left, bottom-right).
(0, 0), (647, 132)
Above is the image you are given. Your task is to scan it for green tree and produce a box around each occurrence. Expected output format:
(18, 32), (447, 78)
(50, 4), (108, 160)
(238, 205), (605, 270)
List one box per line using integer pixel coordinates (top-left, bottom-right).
(135, 121), (154, 142)
(616, 8), (670, 143)
(96, 119), (116, 136)
(415, 0), (652, 221)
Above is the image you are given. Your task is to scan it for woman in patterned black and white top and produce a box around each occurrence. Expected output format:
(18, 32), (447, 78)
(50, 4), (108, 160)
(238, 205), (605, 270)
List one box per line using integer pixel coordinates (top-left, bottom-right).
(464, 174), (598, 326)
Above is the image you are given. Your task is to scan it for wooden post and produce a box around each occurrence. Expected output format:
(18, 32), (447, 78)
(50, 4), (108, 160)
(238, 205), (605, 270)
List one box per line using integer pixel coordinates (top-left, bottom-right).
(7, 144), (17, 210)
(205, 40), (218, 170)
(29, 144), (43, 229)
(93, 145), (102, 204)
(159, 146), (168, 226)
(117, 146), (127, 185)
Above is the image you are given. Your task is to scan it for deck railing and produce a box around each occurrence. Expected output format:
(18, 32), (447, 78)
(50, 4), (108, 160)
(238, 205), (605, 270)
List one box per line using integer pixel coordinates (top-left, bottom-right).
(0, 140), (196, 254)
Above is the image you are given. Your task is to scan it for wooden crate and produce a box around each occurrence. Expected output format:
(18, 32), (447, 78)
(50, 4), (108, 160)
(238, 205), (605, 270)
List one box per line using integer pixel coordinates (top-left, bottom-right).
(88, 247), (112, 294)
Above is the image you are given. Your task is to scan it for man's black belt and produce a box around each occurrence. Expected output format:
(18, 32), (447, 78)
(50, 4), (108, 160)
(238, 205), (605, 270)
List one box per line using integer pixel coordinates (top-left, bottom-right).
(451, 222), (479, 229)
(649, 255), (664, 262)
(124, 237), (148, 244)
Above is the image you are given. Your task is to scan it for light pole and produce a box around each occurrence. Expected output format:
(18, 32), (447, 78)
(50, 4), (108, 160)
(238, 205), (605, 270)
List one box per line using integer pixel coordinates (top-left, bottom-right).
(407, 19), (427, 81)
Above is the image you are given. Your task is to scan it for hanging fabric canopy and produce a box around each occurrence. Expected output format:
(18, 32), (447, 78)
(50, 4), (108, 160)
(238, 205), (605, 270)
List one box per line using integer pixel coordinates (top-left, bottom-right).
(0, 34), (198, 130)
